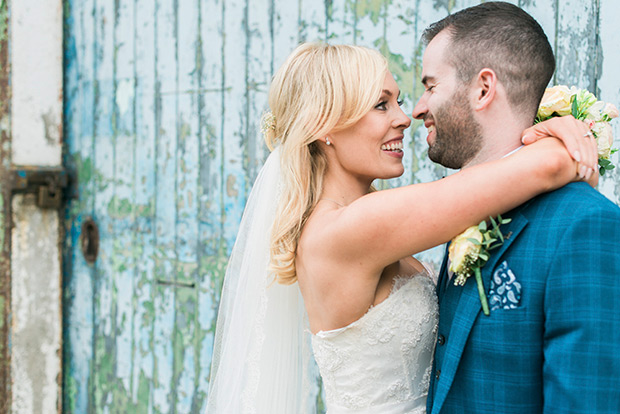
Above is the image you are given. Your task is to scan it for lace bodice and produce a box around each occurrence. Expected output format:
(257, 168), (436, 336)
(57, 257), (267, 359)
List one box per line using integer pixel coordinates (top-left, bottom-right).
(311, 273), (439, 414)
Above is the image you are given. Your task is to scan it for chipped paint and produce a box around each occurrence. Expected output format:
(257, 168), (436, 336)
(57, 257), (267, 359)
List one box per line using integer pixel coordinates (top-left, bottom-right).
(61, 1), (620, 413)
(0, 0), (10, 409)
(11, 195), (61, 414)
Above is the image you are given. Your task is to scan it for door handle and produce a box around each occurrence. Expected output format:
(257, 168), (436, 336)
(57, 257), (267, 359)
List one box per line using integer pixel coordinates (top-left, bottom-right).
(81, 218), (99, 265)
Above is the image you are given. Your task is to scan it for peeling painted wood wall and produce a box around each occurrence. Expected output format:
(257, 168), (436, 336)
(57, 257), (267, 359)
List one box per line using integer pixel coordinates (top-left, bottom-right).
(62, 0), (620, 413)
(0, 0), (12, 411)
(4, 0), (64, 413)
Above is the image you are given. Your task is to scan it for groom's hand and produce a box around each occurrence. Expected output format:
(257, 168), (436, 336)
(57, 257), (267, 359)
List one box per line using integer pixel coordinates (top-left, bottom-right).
(521, 116), (598, 183)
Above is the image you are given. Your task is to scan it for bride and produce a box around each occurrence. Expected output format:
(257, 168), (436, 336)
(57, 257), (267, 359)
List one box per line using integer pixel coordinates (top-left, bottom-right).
(205, 43), (596, 414)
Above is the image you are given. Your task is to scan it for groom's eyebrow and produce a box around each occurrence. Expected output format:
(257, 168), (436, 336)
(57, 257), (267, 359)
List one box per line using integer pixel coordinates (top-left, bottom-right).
(421, 75), (436, 85)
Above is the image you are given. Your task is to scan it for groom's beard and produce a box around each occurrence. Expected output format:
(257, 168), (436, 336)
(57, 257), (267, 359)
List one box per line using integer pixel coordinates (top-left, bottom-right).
(427, 89), (483, 169)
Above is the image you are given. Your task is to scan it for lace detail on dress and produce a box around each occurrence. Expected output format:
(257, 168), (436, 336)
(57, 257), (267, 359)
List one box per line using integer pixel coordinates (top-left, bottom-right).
(312, 270), (439, 413)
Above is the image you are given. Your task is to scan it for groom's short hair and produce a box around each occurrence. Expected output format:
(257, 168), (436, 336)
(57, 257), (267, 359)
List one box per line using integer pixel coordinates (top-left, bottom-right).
(422, 1), (555, 122)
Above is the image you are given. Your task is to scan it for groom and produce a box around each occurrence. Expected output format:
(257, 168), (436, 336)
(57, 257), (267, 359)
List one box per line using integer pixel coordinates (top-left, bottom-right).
(413, 3), (620, 414)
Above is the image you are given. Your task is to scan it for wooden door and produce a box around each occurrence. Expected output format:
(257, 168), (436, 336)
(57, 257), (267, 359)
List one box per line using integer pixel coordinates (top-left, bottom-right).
(61, 0), (620, 413)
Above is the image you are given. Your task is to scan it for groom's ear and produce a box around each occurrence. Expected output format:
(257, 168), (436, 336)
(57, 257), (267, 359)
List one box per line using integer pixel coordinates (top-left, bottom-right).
(472, 68), (497, 111)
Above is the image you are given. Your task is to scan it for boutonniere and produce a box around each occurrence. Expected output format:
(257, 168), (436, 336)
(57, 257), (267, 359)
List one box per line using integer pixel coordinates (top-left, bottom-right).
(449, 215), (511, 316)
(536, 85), (618, 175)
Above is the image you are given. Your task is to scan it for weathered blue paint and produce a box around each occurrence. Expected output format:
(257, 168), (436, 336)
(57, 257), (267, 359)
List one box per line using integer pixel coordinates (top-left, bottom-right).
(62, 1), (620, 413)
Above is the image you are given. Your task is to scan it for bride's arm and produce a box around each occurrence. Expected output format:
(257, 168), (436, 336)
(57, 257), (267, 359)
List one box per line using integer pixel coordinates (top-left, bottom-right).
(326, 137), (585, 273)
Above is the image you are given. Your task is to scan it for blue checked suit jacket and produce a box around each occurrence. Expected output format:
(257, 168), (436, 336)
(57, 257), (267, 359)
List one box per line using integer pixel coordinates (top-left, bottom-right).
(427, 182), (620, 414)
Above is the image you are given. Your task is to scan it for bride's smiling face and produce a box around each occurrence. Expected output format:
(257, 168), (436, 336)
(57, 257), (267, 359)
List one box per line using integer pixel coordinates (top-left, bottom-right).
(328, 72), (411, 182)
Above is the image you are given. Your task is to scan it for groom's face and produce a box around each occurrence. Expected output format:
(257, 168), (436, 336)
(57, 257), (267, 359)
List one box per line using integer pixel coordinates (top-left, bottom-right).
(412, 31), (483, 169)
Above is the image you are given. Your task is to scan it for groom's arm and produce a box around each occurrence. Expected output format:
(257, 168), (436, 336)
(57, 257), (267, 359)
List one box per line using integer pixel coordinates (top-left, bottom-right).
(543, 205), (620, 414)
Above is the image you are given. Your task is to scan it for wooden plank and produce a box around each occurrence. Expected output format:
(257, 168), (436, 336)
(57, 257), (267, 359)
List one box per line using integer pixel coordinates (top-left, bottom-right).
(9, 2), (63, 409)
(246, 0), (272, 184)
(596, 0), (620, 205)
(11, 195), (61, 414)
(174, 0), (200, 411)
(111, 0), (136, 408)
(152, 0), (178, 411)
(221, 0), (248, 254)
(92, 0), (120, 411)
(64, 0), (99, 411)
(326, 0), (354, 43)
(198, 0), (225, 406)
(298, 0), (326, 43)
(10, 0), (63, 167)
(272, 0), (299, 70)
(132, 0), (157, 410)
(0, 1), (11, 410)
(554, 0), (598, 91)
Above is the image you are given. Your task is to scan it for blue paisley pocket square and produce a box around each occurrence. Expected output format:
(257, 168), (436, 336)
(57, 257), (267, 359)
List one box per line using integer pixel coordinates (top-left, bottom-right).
(488, 261), (522, 311)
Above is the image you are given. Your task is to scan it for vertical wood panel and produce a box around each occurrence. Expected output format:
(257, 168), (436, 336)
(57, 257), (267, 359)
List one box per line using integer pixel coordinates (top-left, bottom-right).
(246, 0), (273, 183)
(326, 0), (354, 43)
(92, 0), (119, 410)
(63, 0), (96, 410)
(0, 0), (10, 408)
(221, 0), (248, 249)
(272, 0), (299, 68)
(554, 0), (598, 91)
(152, 0), (177, 411)
(112, 0), (137, 406)
(174, 0), (200, 411)
(61, 1), (620, 413)
(298, 0), (326, 43)
(132, 0), (157, 410)
(198, 0), (225, 406)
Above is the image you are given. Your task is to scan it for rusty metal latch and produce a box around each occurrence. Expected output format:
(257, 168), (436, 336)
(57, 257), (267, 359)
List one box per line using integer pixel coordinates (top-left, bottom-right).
(11, 167), (69, 209)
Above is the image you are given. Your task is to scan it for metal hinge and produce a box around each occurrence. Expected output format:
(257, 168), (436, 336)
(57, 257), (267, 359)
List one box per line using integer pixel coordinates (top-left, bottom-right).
(11, 167), (69, 209)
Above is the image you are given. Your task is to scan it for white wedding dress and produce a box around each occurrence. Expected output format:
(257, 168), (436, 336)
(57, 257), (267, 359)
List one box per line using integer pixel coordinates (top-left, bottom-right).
(311, 271), (439, 414)
(206, 148), (440, 414)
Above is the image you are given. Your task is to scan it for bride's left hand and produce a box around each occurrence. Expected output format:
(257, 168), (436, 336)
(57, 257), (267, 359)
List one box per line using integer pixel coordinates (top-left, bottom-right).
(521, 115), (598, 185)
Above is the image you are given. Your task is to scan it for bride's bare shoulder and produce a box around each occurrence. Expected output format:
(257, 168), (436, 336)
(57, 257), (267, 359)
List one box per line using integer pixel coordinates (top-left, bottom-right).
(297, 204), (345, 255)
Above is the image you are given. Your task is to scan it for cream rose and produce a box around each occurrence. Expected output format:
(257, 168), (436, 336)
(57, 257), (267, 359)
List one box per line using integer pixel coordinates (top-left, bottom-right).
(586, 100), (606, 122)
(449, 225), (483, 285)
(592, 122), (614, 160)
(538, 85), (574, 119)
(604, 103), (619, 119)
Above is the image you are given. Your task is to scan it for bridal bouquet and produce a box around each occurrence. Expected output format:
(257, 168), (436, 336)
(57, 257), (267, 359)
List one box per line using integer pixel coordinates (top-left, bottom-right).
(449, 216), (511, 316)
(536, 85), (619, 175)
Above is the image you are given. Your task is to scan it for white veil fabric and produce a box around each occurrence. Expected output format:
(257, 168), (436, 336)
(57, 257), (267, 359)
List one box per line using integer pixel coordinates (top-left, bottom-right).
(206, 147), (319, 414)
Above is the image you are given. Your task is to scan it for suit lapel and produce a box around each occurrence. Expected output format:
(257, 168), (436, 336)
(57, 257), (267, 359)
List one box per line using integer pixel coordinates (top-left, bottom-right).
(431, 212), (529, 414)
(436, 243), (451, 300)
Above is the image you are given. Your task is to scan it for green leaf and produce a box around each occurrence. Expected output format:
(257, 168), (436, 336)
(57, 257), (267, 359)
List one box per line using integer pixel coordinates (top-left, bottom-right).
(467, 238), (481, 246)
(478, 221), (487, 232)
(489, 216), (498, 228)
(571, 95), (579, 118)
(478, 252), (489, 261)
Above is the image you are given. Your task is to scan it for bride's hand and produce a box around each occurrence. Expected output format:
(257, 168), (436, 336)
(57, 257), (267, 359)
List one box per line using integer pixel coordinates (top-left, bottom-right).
(521, 116), (598, 183)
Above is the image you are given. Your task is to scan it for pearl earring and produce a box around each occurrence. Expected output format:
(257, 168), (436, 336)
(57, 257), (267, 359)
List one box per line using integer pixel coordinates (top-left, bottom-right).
(326, 137), (331, 146)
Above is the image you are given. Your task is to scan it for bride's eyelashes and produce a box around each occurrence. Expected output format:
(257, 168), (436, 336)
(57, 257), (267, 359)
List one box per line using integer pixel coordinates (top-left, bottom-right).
(375, 98), (405, 111)
(375, 101), (388, 110)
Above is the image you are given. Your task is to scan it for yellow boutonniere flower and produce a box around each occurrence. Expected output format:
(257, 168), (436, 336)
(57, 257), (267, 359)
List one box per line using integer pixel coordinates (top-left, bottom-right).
(449, 215), (511, 316)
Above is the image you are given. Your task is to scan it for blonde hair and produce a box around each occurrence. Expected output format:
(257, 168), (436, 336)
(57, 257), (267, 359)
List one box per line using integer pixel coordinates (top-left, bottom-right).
(266, 43), (388, 284)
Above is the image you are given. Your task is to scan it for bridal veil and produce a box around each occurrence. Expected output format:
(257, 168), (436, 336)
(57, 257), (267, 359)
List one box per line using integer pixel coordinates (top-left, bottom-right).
(205, 147), (319, 413)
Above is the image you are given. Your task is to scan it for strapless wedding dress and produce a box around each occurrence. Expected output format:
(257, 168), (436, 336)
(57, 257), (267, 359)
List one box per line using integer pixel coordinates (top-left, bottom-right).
(311, 272), (439, 414)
